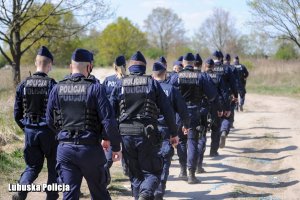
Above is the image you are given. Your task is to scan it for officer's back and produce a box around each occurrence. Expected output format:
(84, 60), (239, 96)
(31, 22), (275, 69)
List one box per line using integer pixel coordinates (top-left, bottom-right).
(13, 46), (58, 200)
(46, 48), (121, 200)
(110, 51), (178, 200)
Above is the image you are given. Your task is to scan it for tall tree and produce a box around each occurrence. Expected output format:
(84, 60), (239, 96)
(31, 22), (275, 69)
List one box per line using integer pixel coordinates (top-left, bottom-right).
(248, 0), (300, 49)
(194, 8), (237, 53)
(144, 7), (185, 56)
(0, 0), (112, 86)
(97, 17), (147, 66)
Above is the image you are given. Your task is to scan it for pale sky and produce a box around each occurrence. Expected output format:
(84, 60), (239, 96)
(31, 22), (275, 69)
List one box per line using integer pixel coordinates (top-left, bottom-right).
(100, 0), (252, 35)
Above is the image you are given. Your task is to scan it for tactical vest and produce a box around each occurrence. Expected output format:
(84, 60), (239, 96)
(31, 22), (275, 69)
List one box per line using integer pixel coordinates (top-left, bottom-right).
(23, 75), (52, 122)
(55, 77), (100, 133)
(206, 71), (219, 86)
(235, 65), (244, 80)
(166, 71), (172, 80)
(119, 75), (159, 122)
(213, 64), (225, 76)
(178, 71), (202, 104)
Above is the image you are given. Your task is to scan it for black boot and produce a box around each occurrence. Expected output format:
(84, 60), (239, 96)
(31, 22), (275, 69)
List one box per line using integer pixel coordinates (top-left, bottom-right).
(219, 131), (227, 148)
(178, 166), (187, 180)
(12, 193), (26, 200)
(188, 169), (200, 184)
(196, 166), (206, 174)
(240, 105), (243, 112)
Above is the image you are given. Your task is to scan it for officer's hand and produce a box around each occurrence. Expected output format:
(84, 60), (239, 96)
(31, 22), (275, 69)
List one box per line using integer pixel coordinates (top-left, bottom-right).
(232, 97), (238, 103)
(101, 140), (111, 152)
(224, 111), (231, 117)
(112, 151), (122, 162)
(182, 126), (189, 135)
(170, 136), (179, 147)
(217, 111), (223, 117)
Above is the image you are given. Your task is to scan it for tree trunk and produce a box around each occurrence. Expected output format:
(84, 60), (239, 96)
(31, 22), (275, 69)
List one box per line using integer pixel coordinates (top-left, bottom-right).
(12, 56), (21, 88)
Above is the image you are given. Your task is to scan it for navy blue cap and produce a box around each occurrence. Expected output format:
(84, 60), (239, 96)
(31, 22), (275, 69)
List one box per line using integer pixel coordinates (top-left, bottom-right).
(177, 56), (183, 62)
(218, 51), (224, 58)
(158, 56), (167, 64)
(72, 48), (91, 62)
(115, 55), (126, 66)
(205, 58), (214, 66)
(225, 53), (231, 61)
(195, 53), (202, 64)
(212, 50), (220, 58)
(234, 55), (239, 60)
(90, 52), (94, 62)
(37, 46), (53, 62)
(173, 60), (182, 66)
(129, 51), (146, 65)
(152, 62), (166, 72)
(183, 53), (195, 61)
(129, 51), (146, 74)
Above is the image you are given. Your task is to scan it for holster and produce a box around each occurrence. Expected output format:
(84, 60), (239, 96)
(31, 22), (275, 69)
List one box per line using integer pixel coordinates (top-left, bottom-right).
(119, 122), (161, 146)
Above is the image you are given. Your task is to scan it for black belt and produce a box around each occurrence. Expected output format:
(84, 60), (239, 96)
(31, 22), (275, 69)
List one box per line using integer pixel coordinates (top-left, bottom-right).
(59, 139), (99, 145)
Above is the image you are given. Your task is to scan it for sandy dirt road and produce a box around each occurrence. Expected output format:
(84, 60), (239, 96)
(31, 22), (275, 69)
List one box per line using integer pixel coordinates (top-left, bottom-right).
(2, 68), (300, 199)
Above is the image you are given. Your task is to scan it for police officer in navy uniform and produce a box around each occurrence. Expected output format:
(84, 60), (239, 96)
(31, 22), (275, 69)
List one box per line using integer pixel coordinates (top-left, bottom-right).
(158, 56), (167, 68)
(194, 53), (202, 72)
(46, 48), (122, 200)
(151, 62), (190, 200)
(169, 53), (218, 184)
(102, 55), (128, 179)
(110, 51), (179, 200)
(103, 55), (126, 97)
(224, 54), (240, 128)
(166, 56), (183, 83)
(165, 61), (182, 84)
(204, 58), (230, 157)
(212, 50), (236, 152)
(233, 55), (249, 112)
(13, 46), (58, 200)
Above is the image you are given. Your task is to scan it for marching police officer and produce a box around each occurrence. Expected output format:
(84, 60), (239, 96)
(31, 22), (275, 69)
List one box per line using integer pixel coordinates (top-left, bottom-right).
(158, 56), (167, 68)
(103, 55), (126, 97)
(102, 55), (128, 178)
(194, 53), (203, 72)
(204, 58), (229, 157)
(224, 54), (241, 128)
(13, 46), (58, 200)
(165, 61), (182, 84)
(169, 53), (218, 184)
(46, 48), (122, 200)
(212, 51), (236, 152)
(110, 51), (179, 200)
(151, 62), (190, 200)
(233, 55), (249, 111)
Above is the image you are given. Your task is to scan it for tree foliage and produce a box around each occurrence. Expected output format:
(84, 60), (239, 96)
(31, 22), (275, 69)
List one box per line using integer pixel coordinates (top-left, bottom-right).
(194, 8), (238, 53)
(97, 17), (147, 66)
(144, 7), (185, 56)
(275, 43), (298, 60)
(248, 0), (300, 48)
(0, 0), (112, 86)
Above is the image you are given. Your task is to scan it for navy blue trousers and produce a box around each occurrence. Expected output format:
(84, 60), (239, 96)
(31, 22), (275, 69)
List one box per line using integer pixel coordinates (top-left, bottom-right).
(18, 126), (58, 200)
(187, 107), (202, 172)
(176, 119), (187, 168)
(56, 143), (110, 200)
(210, 111), (221, 154)
(122, 135), (162, 200)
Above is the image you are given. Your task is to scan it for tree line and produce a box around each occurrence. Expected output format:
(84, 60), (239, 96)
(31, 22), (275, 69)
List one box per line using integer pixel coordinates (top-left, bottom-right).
(0, 0), (299, 86)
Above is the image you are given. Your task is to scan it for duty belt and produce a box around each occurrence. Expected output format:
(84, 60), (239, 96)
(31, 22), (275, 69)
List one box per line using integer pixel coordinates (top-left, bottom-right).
(59, 138), (99, 145)
(26, 114), (42, 124)
(119, 123), (145, 136)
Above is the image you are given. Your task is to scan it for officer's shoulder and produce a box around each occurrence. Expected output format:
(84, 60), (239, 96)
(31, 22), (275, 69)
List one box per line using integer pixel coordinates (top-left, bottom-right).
(106, 74), (117, 80)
